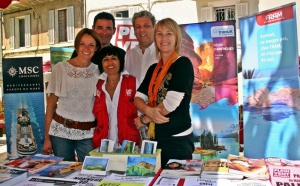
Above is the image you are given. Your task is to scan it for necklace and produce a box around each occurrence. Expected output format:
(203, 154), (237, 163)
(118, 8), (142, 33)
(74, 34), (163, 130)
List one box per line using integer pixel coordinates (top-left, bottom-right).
(75, 58), (84, 68)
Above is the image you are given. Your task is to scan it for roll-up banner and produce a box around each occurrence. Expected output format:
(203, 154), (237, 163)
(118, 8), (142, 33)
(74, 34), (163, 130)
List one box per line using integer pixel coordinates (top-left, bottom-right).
(240, 3), (300, 159)
(3, 57), (45, 159)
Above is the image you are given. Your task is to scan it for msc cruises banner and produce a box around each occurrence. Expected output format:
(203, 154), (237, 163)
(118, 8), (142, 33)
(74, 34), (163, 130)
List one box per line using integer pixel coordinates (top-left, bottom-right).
(180, 21), (239, 161)
(3, 57), (45, 159)
(240, 3), (300, 159)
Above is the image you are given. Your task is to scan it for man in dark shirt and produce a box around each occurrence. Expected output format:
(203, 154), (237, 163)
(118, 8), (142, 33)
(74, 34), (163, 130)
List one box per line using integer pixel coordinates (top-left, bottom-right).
(71, 12), (125, 65)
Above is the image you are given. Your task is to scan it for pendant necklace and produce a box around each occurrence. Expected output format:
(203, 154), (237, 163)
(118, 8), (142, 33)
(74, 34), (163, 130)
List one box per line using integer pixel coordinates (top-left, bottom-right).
(75, 58), (84, 68)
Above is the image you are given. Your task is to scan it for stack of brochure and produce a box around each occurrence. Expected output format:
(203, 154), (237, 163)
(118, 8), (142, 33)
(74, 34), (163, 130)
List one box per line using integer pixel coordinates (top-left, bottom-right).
(160, 159), (202, 178)
(200, 158), (243, 180)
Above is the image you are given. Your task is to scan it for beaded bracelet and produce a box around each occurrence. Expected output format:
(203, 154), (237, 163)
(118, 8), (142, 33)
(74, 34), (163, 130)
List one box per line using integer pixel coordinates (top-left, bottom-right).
(140, 114), (149, 126)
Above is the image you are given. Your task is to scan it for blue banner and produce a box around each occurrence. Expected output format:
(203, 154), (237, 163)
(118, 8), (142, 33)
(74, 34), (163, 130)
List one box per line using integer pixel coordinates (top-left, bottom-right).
(240, 3), (300, 159)
(3, 57), (45, 159)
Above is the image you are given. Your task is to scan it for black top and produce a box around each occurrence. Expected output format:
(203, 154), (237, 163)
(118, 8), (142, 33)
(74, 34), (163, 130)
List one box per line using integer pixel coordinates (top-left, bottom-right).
(138, 56), (194, 140)
(70, 44), (126, 66)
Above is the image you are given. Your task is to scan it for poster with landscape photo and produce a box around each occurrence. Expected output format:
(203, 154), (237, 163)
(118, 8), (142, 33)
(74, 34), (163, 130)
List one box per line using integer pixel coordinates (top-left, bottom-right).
(179, 21), (239, 161)
(50, 47), (74, 68)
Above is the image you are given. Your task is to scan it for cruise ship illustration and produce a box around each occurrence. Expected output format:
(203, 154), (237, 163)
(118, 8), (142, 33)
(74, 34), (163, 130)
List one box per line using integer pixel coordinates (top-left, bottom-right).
(16, 108), (37, 156)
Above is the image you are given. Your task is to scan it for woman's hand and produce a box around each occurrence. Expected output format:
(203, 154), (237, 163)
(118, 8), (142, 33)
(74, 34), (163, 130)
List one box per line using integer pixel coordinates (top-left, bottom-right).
(145, 107), (169, 124)
(134, 116), (145, 130)
(42, 138), (53, 155)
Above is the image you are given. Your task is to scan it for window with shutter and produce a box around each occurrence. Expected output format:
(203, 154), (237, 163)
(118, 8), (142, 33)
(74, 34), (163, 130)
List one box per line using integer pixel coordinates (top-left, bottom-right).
(67, 6), (74, 42)
(58, 9), (67, 42)
(129, 7), (140, 18)
(9, 18), (14, 49)
(19, 18), (25, 47)
(52, 6), (74, 44)
(201, 7), (213, 22)
(236, 3), (248, 29)
(25, 14), (31, 47)
(48, 10), (55, 44)
(215, 6), (235, 21)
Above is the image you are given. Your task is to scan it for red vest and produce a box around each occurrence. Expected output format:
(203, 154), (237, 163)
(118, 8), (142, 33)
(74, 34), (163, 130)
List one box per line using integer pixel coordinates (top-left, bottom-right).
(92, 75), (139, 148)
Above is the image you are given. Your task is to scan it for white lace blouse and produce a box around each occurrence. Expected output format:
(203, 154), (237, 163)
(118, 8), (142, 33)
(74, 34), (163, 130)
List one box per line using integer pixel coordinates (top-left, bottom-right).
(46, 61), (99, 140)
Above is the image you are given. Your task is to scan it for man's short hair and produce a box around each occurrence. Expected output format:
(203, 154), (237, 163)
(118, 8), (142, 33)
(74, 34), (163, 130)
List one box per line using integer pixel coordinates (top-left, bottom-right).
(93, 12), (115, 28)
(132, 10), (156, 27)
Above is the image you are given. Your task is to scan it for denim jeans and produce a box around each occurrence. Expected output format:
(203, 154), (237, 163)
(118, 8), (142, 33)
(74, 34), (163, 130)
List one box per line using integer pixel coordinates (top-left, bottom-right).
(50, 135), (93, 162)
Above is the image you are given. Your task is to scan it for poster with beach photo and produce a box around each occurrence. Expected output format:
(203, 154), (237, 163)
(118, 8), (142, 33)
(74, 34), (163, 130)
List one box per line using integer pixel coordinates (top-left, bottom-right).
(2, 57), (45, 159)
(179, 21), (239, 161)
(239, 3), (300, 159)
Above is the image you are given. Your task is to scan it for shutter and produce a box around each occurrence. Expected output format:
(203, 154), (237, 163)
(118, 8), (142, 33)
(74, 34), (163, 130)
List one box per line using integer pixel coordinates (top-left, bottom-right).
(25, 14), (31, 47)
(129, 7), (140, 18)
(67, 6), (74, 42)
(236, 3), (248, 18)
(201, 7), (213, 22)
(236, 3), (248, 29)
(9, 18), (15, 49)
(15, 18), (19, 48)
(48, 10), (55, 44)
(54, 9), (58, 43)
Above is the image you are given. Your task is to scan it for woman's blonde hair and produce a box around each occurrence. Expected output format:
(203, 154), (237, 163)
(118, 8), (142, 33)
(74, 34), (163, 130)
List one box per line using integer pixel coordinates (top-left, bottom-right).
(154, 18), (182, 58)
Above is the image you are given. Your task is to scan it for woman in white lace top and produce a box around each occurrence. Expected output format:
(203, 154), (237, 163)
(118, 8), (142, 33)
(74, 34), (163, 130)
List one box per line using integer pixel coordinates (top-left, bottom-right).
(43, 28), (101, 162)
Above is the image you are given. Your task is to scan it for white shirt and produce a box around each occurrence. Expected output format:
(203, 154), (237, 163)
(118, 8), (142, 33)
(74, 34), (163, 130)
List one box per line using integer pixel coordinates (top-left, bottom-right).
(98, 70), (138, 147)
(124, 43), (157, 87)
(47, 61), (99, 140)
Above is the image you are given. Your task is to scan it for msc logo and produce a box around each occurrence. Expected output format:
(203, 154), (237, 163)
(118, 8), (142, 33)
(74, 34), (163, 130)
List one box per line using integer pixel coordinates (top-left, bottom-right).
(7, 66), (39, 77)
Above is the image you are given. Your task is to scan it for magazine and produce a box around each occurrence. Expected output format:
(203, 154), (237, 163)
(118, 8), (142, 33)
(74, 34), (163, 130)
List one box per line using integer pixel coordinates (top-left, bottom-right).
(265, 157), (300, 167)
(183, 177), (272, 186)
(227, 154), (268, 179)
(104, 173), (154, 186)
(152, 176), (180, 186)
(97, 180), (145, 186)
(160, 159), (202, 178)
(65, 170), (107, 186)
(15, 176), (78, 186)
(201, 158), (229, 174)
(0, 166), (28, 186)
(200, 158), (244, 180)
(32, 161), (83, 178)
(266, 157), (300, 186)
(4, 154), (64, 175)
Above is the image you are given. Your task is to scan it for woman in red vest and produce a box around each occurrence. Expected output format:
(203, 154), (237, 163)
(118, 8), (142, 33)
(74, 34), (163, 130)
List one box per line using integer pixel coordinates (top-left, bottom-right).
(93, 46), (140, 148)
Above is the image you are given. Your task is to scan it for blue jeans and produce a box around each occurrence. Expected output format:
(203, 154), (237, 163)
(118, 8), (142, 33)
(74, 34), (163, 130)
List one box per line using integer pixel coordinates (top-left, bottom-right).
(50, 135), (93, 162)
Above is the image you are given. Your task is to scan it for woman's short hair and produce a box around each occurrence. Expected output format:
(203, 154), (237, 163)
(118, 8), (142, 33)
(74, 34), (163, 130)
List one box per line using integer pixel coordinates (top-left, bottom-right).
(154, 18), (182, 57)
(74, 28), (101, 53)
(98, 46), (125, 73)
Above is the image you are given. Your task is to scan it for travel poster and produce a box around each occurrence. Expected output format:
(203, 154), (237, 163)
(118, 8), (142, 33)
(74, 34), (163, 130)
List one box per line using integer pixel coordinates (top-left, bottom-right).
(239, 3), (300, 159)
(50, 47), (74, 67)
(179, 21), (239, 161)
(3, 57), (45, 159)
(111, 19), (239, 160)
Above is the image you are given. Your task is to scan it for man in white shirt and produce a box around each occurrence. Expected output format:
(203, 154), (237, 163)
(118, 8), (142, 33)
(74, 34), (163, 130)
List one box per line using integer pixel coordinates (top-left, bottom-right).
(125, 10), (157, 86)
